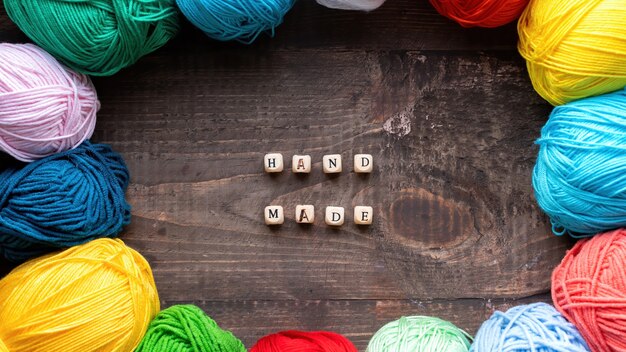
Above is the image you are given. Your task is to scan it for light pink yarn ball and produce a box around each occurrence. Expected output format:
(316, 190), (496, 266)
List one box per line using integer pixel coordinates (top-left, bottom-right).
(0, 43), (99, 162)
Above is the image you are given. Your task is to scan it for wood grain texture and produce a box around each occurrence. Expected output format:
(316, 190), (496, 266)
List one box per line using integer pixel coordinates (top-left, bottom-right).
(0, 1), (572, 350)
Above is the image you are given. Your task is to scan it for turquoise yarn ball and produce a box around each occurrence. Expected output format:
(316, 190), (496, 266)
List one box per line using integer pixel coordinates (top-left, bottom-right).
(175, 0), (296, 44)
(533, 88), (626, 237)
(470, 303), (589, 352)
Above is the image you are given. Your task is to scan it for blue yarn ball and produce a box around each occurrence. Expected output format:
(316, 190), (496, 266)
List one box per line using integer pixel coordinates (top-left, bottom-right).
(0, 141), (131, 261)
(176, 0), (296, 43)
(533, 89), (626, 237)
(471, 303), (589, 352)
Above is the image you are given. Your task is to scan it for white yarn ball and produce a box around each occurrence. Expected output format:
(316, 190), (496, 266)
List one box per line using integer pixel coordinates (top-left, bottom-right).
(316, 0), (385, 11)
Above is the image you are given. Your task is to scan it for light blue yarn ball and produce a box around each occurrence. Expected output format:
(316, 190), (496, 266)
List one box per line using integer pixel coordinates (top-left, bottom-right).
(533, 88), (626, 237)
(175, 0), (296, 44)
(470, 303), (589, 352)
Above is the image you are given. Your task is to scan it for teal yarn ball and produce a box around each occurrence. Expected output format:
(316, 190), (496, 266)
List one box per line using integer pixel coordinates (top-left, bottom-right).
(0, 141), (131, 262)
(175, 0), (296, 44)
(470, 303), (589, 352)
(4, 0), (180, 76)
(533, 88), (626, 237)
(367, 316), (472, 352)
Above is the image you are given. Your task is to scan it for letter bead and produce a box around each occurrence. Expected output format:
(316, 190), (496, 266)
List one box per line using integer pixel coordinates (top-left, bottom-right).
(264, 153), (284, 173)
(292, 155), (312, 173)
(323, 154), (342, 174)
(265, 206), (284, 225)
(354, 154), (373, 173)
(354, 206), (373, 225)
(325, 206), (345, 226)
(295, 205), (315, 223)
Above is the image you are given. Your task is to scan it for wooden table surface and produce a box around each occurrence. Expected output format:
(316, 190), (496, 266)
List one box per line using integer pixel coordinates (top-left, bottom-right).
(0, 1), (574, 349)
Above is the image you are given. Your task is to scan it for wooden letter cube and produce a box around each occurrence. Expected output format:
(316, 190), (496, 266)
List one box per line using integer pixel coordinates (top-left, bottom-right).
(354, 206), (373, 225)
(264, 153), (283, 173)
(265, 206), (284, 225)
(354, 154), (373, 173)
(323, 154), (342, 174)
(292, 155), (312, 173)
(295, 205), (315, 224)
(325, 206), (345, 226)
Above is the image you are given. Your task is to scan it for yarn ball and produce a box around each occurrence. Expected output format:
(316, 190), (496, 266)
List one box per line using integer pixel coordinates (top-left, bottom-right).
(366, 316), (472, 352)
(518, 0), (626, 105)
(0, 43), (98, 162)
(429, 0), (529, 28)
(532, 89), (626, 237)
(316, 0), (385, 11)
(470, 303), (589, 351)
(0, 238), (160, 352)
(0, 141), (131, 262)
(176, 0), (296, 44)
(251, 330), (358, 352)
(4, 0), (179, 76)
(136, 305), (246, 352)
(553, 228), (626, 352)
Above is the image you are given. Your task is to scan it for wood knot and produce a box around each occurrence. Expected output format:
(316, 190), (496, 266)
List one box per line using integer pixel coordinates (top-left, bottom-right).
(389, 188), (473, 249)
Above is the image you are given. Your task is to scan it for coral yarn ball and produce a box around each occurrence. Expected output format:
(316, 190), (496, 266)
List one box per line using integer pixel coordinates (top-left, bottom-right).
(553, 228), (626, 351)
(0, 43), (98, 162)
(430, 0), (529, 28)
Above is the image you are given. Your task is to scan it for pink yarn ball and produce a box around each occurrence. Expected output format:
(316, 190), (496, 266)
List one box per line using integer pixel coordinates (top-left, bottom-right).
(0, 43), (99, 162)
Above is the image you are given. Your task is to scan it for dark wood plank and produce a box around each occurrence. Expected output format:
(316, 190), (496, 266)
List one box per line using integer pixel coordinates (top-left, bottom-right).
(0, 1), (570, 350)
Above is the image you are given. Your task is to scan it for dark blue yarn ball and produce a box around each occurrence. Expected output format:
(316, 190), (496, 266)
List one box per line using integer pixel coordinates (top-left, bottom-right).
(0, 141), (131, 261)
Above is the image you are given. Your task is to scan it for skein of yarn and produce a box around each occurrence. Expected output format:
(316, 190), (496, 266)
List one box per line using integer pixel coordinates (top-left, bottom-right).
(251, 330), (358, 352)
(367, 316), (471, 352)
(0, 43), (98, 162)
(532, 89), (626, 237)
(0, 141), (131, 262)
(4, 0), (179, 76)
(553, 228), (626, 352)
(429, 0), (529, 27)
(136, 305), (246, 352)
(175, 0), (296, 44)
(470, 303), (589, 351)
(316, 0), (385, 11)
(518, 0), (626, 105)
(0, 238), (160, 352)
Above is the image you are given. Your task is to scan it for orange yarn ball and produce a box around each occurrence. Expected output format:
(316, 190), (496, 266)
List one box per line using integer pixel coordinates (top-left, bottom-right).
(552, 228), (626, 352)
(429, 0), (529, 28)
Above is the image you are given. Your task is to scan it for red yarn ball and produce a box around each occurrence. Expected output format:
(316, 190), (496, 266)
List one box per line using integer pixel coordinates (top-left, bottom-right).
(429, 0), (529, 28)
(552, 228), (626, 352)
(250, 330), (357, 352)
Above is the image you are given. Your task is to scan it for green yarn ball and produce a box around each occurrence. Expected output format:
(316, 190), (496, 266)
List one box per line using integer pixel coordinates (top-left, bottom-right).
(4, 0), (179, 76)
(367, 316), (472, 352)
(136, 305), (246, 352)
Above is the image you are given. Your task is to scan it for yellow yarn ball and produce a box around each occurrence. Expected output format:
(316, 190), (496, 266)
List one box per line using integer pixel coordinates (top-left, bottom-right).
(0, 238), (160, 352)
(518, 0), (626, 105)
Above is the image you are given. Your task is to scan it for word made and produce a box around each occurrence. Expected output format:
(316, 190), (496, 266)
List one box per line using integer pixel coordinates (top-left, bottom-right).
(264, 205), (373, 226)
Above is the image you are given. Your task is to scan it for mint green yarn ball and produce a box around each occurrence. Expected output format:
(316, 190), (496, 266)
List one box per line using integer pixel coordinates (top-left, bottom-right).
(4, 0), (179, 76)
(367, 316), (472, 352)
